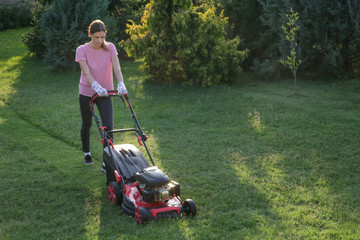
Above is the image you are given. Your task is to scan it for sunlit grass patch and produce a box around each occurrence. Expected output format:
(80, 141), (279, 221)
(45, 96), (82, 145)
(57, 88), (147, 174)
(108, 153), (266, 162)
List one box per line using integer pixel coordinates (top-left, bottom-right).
(0, 56), (25, 102)
(1, 27), (360, 239)
(248, 109), (267, 135)
(84, 187), (103, 240)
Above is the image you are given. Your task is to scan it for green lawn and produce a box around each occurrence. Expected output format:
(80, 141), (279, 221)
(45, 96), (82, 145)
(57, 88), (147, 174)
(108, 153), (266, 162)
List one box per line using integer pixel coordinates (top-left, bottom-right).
(1, 28), (360, 240)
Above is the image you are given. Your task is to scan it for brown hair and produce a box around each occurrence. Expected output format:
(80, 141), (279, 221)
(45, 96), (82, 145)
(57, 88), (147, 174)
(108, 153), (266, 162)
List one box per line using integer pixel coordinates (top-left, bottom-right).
(88, 19), (108, 51)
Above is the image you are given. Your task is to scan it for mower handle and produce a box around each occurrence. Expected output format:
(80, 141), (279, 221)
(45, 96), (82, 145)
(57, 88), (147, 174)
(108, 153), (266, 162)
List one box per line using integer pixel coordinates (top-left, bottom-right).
(91, 90), (128, 110)
(91, 90), (128, 101)
(90, 90), (156, 166)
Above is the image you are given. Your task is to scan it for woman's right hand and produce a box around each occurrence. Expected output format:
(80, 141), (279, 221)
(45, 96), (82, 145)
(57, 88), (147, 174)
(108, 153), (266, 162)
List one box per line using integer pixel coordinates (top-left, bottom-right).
(91, 81), (107, 96)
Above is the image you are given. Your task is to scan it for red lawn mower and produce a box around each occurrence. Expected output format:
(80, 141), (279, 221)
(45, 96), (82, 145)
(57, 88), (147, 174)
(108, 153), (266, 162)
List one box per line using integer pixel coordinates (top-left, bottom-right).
(89, 91), (196, 223)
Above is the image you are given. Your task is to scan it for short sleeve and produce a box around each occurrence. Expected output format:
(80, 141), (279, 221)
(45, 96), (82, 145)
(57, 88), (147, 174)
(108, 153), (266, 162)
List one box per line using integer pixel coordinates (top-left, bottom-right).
(75, 45), (86, 62)
(108, 42), (118, 58)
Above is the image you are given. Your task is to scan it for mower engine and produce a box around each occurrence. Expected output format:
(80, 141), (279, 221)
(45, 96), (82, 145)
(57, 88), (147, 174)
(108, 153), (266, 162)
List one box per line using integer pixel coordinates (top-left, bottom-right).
(135, 166), (180, 203)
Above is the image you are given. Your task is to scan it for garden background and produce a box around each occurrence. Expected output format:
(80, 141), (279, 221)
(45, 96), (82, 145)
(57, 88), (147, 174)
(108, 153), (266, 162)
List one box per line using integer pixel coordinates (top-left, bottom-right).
(1, 0), (360, 239)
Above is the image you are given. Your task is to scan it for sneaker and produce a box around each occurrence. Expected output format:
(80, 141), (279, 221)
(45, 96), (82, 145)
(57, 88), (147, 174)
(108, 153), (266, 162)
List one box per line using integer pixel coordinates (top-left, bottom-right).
(101, 162), (106, 173)
(84, 155), (93, 165)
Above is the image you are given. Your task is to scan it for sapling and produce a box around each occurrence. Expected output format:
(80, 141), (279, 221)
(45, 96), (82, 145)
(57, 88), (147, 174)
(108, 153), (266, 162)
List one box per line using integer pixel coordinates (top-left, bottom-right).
(280, 8), (302, 94)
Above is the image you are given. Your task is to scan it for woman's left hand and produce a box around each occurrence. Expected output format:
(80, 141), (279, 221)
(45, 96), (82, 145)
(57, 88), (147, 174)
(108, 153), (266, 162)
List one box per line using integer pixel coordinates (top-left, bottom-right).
(117, 81), (128, 94)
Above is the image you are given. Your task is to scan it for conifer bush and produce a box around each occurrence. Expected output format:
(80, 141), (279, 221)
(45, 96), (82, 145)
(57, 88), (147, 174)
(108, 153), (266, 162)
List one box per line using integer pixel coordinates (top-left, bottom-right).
(124, 0), (248, 86)
(24, 0), (114, 71)
(22, 1), (47, 58)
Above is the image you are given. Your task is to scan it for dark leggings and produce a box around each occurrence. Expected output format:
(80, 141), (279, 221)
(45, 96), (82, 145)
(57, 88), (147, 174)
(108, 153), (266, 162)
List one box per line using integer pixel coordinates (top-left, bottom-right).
(79, 94), (113, 153)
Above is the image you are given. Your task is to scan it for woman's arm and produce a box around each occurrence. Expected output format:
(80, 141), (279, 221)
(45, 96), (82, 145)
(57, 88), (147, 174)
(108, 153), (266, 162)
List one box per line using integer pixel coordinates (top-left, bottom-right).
(112, 56), (124, 83)
(78, 60), (96, 85)
(112, 56), (127, 94)
(78, 60), (107, 96)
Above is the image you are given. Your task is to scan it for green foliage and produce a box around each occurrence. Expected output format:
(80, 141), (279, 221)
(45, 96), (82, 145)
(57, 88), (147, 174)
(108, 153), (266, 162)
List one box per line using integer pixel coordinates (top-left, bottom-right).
(258, 0), (360, 75)
(124, 0), (248, 86)
(251, 59), (277, 78)
(23, 0), (114, 71)
(0, 1), (32, 31)
(22, 1), (47, 58)
(217, 0), (265, 70)
(24, 0), (146, 66)
(107, 0), (149, 59)
(298, 0), (360, 73)
(280, 8), (301, 92)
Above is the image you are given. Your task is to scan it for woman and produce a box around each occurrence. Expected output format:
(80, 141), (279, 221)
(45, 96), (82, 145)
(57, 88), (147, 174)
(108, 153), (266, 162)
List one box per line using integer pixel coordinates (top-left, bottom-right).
(75, 19), (127, 165)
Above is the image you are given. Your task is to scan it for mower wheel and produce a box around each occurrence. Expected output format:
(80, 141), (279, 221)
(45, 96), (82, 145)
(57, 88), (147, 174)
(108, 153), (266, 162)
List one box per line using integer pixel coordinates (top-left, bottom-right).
(107, 181), (123, 206)
(135, 207), (143, 224)
(135, 207), (148, 224)
(183, 199), (196, 216)
(122, 195), (135, 216)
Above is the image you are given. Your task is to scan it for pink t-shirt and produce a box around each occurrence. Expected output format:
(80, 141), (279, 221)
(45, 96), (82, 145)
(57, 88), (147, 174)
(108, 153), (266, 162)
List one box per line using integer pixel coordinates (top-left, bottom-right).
(75, 42), (118, 97)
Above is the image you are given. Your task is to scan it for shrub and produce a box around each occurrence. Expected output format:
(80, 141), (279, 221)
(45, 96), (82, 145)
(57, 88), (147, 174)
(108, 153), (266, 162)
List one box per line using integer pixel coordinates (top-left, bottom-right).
(22, 1), (47, 58)
(23, 0), (115, 71)
(124, 1), (248, 87)
(0, 1), (32, 31)
(251, 58), (278, 77)
(107, 0), (149, 59)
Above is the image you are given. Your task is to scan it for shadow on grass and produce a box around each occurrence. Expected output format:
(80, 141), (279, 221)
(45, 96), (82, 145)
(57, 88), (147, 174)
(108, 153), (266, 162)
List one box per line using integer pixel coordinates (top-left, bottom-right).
(128, 82), (282, 239)
(3, 39), (360, 238)
(0, 102), (100, 238)
(135, 77), (360, 239)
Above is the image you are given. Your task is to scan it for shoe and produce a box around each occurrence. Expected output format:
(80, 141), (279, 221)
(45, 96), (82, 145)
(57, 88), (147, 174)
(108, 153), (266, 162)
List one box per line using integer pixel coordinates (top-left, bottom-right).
(101, 162), (106, 173)
(84, 155), (93, 165)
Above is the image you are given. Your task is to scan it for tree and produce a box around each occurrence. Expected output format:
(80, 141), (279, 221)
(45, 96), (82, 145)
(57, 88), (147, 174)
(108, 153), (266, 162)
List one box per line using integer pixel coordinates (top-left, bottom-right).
(257, 0), (360, 75)
(124, 0), (248, 86)
(298, 0), (360, 73)
(280, 8), (301, 93)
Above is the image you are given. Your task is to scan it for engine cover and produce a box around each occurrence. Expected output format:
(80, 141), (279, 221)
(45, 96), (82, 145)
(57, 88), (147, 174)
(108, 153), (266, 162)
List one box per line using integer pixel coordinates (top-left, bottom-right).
(135, 166), (170, 188)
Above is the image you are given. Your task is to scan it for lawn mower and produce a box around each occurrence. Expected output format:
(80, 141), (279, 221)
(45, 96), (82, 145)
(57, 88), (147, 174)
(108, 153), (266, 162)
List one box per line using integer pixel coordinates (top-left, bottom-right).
(89, 91), (196, 223)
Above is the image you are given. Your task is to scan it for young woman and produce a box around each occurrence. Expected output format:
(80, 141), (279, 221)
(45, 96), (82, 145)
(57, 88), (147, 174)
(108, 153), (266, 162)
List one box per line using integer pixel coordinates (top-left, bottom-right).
(75, 19), (127, 165)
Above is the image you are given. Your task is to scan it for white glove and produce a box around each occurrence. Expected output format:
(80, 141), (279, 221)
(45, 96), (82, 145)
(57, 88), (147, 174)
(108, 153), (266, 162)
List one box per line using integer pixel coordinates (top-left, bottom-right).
(91, 81), (107, 96)
(117, 81), (128, 94)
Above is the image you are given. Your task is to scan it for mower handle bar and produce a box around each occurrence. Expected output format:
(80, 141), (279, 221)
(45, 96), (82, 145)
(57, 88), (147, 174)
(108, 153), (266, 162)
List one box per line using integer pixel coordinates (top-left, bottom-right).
(91, 90), (128, 102)
(90, 90), (155, 166)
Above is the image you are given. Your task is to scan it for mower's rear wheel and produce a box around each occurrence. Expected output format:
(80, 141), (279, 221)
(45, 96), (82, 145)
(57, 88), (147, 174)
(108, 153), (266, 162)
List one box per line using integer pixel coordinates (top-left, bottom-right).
(183, 199), (196, 216)
(107, 181), (123, 206)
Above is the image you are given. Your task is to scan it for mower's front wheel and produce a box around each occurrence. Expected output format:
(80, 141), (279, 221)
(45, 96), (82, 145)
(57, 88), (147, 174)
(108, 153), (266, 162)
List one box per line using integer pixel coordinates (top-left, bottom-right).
(183, 199), (196, 216)
(107, 181), (123, 206)
(135, 207), (142, 224)
(135, 207), (148, 224)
